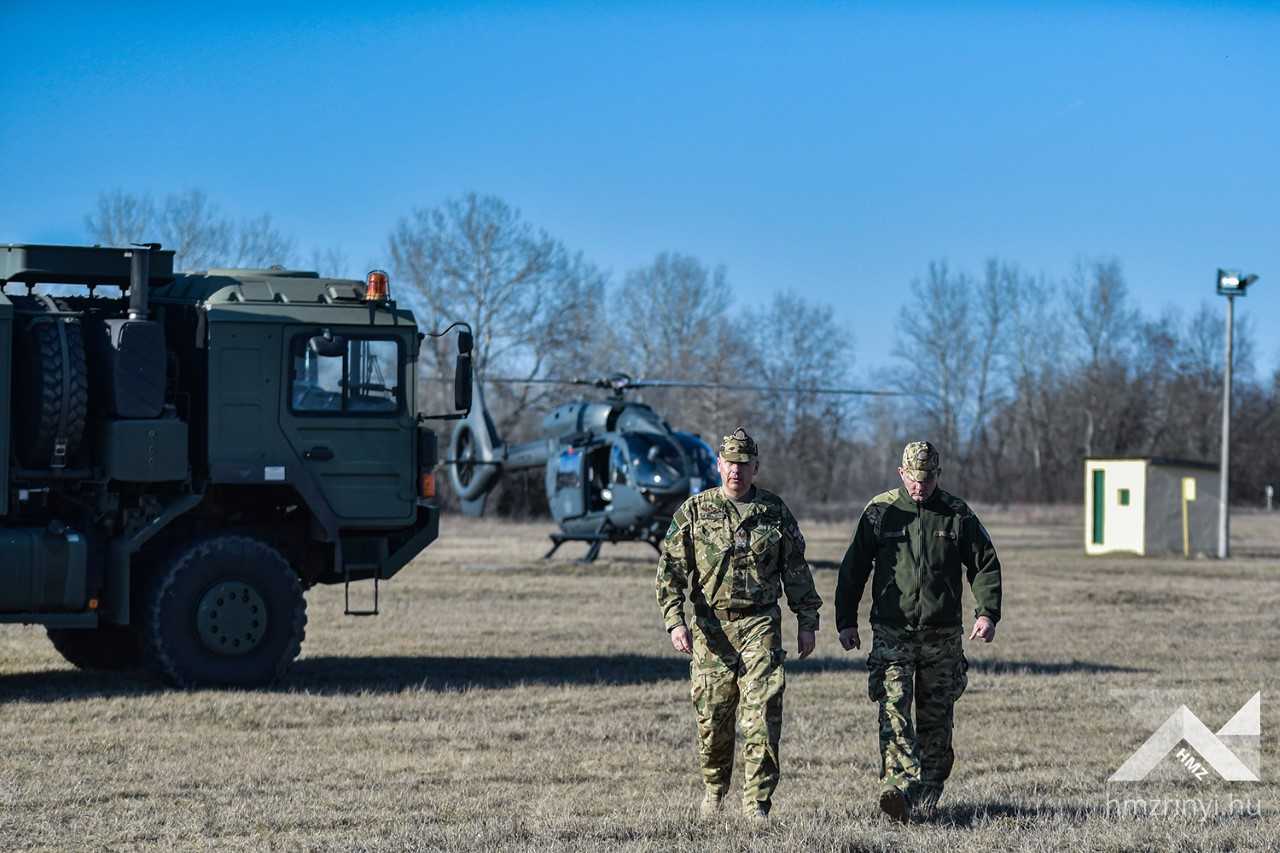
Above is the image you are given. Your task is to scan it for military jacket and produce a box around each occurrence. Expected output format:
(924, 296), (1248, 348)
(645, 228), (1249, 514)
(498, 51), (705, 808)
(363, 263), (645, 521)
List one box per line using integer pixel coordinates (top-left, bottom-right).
(656, 486), (822, 633)
(835, 487), (1001, 632)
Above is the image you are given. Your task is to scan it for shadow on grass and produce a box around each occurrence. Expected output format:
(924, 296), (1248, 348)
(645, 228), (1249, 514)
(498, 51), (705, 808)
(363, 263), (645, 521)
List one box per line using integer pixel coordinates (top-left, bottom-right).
(927, 800), (1093, 827)
(0, 653), (1150, 701)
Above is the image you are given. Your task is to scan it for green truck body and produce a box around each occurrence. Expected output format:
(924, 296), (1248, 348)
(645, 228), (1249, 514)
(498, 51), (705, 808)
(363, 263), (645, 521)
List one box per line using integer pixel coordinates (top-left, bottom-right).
(0, 244), (467, 686)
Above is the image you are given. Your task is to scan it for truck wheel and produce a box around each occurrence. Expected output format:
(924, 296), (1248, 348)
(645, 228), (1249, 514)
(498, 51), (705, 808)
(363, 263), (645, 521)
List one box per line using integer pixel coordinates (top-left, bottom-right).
(12, 296), (88, 468)
(142, 536), (307, 688)
(46, 625), (142, 671)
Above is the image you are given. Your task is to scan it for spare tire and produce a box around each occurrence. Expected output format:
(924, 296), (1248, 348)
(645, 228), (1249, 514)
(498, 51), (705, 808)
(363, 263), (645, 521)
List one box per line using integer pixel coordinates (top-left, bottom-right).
(11, 295), (88, 469)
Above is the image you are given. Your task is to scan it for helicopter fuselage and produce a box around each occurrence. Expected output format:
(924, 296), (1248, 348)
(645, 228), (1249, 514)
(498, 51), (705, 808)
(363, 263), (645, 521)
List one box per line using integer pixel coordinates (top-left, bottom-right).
(448, 389), (720, 559)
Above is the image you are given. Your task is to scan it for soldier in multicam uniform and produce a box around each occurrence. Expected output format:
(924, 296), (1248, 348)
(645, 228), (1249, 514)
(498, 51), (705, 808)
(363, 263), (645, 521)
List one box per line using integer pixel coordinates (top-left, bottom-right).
(836, 441), (1002, 822)
(656, 428), (822, 823)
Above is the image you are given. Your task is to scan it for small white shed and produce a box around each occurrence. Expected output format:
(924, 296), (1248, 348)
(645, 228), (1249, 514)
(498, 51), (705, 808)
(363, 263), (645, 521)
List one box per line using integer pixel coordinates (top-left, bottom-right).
(1084, 457), (1220, 557)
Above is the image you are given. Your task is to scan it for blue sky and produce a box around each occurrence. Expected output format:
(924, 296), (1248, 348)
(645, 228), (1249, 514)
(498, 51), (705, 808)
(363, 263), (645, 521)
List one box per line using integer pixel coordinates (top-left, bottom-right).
(2, 1), (1277, 376)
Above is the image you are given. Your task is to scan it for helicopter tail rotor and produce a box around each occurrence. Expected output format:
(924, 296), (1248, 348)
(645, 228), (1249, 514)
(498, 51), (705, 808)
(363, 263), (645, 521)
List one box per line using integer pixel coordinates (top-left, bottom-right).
(448, 380), (503, 513)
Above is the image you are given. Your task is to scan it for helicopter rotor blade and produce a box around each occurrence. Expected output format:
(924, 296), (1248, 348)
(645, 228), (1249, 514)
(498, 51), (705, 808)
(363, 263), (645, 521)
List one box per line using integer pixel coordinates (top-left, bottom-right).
(625, 378), (905, 397)
(466, 375), (903, 397)
(477, 376), (598, 387)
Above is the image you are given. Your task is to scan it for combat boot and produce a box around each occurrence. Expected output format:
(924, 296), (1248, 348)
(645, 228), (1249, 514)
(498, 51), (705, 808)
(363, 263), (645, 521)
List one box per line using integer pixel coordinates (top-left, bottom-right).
(913, 785), (942, 820)
(699, 789), (725, 818)
(878, 787), (909, 824)
(743, 802), (770, 825)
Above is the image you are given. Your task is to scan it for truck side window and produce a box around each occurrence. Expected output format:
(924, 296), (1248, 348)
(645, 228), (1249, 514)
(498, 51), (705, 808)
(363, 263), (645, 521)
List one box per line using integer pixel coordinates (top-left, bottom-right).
(346, 339), (399, 412)
(291, 335), (401, 415)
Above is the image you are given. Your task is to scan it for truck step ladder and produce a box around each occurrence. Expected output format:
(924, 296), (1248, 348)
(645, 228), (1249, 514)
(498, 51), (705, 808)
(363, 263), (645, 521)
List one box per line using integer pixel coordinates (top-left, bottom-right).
(343, 565), (379, 616)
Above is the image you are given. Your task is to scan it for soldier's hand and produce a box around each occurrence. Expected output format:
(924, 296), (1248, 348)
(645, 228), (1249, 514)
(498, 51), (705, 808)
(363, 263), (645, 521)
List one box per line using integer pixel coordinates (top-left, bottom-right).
(838, 626), (860, 651)
(670, 625), (693, 654)
(968, 616), (996, 643)
(797, 630), (816, 659)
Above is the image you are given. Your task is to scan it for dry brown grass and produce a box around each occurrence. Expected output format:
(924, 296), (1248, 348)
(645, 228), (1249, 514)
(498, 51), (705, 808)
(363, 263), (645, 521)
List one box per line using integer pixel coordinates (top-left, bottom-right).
(2, 508), (1279, 851)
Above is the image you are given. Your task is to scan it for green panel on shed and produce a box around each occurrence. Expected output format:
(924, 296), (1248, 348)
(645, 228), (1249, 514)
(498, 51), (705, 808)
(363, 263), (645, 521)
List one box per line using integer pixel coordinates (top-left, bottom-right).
(1092, 470), (1106, 544)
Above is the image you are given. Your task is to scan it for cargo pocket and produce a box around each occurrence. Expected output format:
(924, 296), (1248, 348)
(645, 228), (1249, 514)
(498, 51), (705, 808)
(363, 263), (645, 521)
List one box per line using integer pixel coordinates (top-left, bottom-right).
(951, 654), (969, 702)
(866, 651), (887, 703)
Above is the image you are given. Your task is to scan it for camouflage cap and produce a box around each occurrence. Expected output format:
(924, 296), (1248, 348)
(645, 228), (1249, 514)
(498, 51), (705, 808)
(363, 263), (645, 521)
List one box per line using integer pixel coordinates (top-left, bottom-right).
(720, 427), (759, 462)
(901, 440), (941, 480)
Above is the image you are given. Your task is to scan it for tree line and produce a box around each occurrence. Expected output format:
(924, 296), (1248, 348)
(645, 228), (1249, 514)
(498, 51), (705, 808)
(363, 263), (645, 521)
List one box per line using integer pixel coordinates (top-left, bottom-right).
(85, 189), (1278, 515)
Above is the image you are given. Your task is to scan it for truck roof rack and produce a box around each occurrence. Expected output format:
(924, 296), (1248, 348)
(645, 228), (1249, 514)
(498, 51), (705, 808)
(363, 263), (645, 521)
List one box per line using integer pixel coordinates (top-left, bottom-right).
(0, 244), (175, 287)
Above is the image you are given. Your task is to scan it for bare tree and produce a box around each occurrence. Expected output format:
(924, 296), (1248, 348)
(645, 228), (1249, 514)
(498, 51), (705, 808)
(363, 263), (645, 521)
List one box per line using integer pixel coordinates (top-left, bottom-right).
(613, 252), (731, 379)
(608, 252), (747, 438)
(889, 262), (982, 491)
(228, 212), (295, 269)
(85, 189), (294, 271)
(1066, 257), (1138, 456)
(747, 291), (857, 502)
(307, 247), (354, 279)
(388, 192), (606, 427)
(85, 190), (156, 247)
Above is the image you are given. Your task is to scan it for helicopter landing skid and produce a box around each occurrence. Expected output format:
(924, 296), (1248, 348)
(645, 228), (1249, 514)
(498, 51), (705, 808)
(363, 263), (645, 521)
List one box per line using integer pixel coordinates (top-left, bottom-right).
(544, 532), (606, 563)
(543, 529), (666, 563)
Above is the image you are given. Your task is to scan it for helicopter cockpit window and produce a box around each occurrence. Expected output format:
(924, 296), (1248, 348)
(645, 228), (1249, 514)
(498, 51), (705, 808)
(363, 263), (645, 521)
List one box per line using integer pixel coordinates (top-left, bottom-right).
(626, 434), (683, 486)
(291, 334), (401, 415)
(674, 433), (720, 492)
(609, 444), (629, 485)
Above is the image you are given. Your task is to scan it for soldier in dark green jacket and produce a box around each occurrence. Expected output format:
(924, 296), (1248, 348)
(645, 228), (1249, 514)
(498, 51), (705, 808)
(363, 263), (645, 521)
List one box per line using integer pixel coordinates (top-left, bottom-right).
(657, 428), (822, 823)
(835, 441), (1002, 822)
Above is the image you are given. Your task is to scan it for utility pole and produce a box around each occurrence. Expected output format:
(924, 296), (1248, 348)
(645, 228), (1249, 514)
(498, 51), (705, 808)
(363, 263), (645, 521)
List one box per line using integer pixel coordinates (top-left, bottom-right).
(1219, 293), (1233, 559)
(1215, 269), (1260, 559)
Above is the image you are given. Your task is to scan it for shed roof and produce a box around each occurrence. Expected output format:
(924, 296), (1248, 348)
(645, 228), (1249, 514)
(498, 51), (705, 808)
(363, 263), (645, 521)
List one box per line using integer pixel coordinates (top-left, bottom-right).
(1085, 456), (1217, 472)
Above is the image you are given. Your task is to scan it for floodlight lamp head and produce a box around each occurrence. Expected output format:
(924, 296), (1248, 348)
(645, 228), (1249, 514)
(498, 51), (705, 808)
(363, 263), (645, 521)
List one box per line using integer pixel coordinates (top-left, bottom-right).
(1217, 268), (1260, 297)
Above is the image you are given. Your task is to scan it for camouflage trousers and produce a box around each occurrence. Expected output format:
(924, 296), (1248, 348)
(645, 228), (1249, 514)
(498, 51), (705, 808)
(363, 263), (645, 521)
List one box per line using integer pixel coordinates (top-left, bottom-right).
(690, 606), (786, 812)
(866, 624), (968, 810)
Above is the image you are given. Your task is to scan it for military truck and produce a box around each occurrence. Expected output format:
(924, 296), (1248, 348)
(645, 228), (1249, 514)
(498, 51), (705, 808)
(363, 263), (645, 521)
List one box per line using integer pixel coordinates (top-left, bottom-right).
(0, 243), (471, 686)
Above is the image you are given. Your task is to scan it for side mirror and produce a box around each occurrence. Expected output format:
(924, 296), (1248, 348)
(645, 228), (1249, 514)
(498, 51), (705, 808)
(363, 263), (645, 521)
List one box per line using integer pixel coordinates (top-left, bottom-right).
(453, 329), (474, 411)
(308, 331), (346, 358)
(418, 321), (474, 421)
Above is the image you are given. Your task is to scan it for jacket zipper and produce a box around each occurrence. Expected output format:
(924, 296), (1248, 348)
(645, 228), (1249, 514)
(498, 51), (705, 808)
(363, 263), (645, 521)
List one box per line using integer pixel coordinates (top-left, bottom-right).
(914, 493), (923, 628)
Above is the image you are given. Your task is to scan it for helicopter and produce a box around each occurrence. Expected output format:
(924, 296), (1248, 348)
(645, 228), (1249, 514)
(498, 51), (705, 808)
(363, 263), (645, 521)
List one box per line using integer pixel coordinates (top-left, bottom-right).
(445, 372), (899, 562)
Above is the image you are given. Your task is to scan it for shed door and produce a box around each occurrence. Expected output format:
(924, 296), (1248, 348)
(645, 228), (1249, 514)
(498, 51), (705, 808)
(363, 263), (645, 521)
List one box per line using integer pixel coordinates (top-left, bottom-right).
(1091, 469), (1105, 544)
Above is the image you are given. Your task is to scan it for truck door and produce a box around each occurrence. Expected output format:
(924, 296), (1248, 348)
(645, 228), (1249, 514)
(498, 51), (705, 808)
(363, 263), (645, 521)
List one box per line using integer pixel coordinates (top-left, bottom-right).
(279, 329), (415, 525)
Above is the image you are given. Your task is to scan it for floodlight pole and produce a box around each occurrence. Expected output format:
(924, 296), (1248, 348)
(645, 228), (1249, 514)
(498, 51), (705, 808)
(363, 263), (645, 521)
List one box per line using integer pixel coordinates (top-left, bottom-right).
(1218, 293), (1233, 559)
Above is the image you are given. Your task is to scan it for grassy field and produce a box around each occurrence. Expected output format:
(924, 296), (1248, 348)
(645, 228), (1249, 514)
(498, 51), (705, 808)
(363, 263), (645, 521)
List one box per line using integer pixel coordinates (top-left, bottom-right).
(2, 506), (1278, 851)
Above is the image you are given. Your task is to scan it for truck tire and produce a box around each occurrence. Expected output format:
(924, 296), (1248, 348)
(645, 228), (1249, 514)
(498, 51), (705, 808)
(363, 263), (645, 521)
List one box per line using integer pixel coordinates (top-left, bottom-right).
(12, 296), (88, 468)
(142, 536), (307, 688)
(46, 625), (142, 671)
